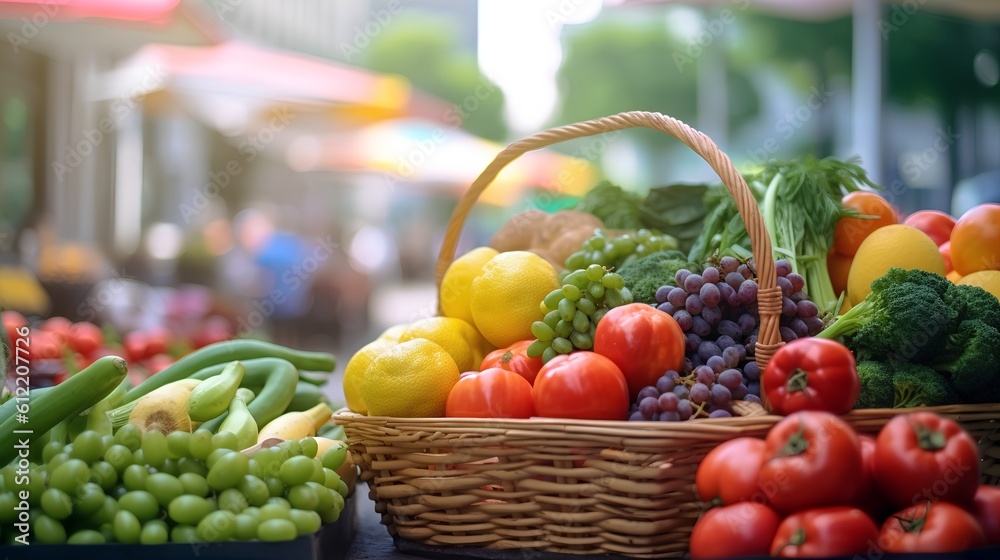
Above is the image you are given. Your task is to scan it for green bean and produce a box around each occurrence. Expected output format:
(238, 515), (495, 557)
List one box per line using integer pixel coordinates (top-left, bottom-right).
(124, 340), (335, 403)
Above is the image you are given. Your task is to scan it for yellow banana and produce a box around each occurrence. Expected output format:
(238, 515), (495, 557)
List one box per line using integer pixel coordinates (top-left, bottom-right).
(218, 394), (258, 450)
(257, 403), (333, 443)
(187, 361), (245, 422)
(127, 379), (201, 434)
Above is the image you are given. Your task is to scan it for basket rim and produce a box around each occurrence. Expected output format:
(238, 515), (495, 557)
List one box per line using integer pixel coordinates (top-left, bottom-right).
(333, 403), (1000, 430)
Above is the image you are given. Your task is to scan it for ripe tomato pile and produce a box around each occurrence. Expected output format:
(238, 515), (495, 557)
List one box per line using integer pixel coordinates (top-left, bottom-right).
(690, 410), (994, 558)
(443, 303), (686, 421)
(2, 310), (235, 386)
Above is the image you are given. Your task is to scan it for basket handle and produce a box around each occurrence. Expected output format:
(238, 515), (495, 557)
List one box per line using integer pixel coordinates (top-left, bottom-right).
(434, 111), (785, 375)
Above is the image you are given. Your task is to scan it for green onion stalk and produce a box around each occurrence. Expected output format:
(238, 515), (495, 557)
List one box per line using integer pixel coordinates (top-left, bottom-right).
(756, 156), (880, 317)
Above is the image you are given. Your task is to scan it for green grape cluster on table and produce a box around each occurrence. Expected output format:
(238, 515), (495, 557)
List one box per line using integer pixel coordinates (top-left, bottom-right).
(565, 228), (678, 272)
(0, 424), (348, 545)
(528, 265), (633, 363)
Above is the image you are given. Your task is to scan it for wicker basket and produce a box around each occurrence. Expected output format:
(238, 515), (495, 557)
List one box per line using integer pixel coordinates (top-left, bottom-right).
(334, 111), (1000, 558)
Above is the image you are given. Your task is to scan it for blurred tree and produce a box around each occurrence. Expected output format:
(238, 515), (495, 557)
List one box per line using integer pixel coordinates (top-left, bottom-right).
(740, 15), (852, 85)
(361, 14), (507, 142)
(886, 11), (1000, 194)
(554, 11), (759, 151)
(886, 12), (998, 114)
(738, 14), (852, 157)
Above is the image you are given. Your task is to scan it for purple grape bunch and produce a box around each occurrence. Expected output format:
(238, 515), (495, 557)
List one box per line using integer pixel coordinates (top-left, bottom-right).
(630, 257), (824, 421)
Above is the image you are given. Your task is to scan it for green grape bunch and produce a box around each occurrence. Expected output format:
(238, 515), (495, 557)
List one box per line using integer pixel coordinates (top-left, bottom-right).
(527, 265), (633, 363)
(565, 228), (678, 272)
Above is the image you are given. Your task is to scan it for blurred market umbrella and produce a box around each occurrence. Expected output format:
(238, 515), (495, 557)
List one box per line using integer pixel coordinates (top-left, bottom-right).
(103, 41), (454, 136)
(0, 0), (222, 54)
(284, 118), (600, 207)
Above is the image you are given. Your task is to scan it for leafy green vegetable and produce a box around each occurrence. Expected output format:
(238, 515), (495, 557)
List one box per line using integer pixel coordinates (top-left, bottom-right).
(575, 182), (709, 255)
(640, 184), (708, 254)
(756, 156), (879, 315)
(689, 156), (878, 315)
(574, 182), (645, 230)
(687, 181), (764, 262)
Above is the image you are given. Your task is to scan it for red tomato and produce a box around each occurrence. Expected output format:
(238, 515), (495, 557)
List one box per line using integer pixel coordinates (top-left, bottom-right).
(972, 485), (1000, 545)
(834, 192), (898, 257)
(904, 210), (955, 247)
(191, 316), (231, 348)
(855, 435), (890, 520)
(951, 203), (1000, 275)
(690, 502), (781, 559)
(593, 303), (684, 400)
(145, 328), (172, 357)
(532, 352), (629, 420)
(146, 353), (176, 374)
(2, 310), (28, 347)
(878, 501), (986, 553)
(771, 506), (880, 557)
(480, 340), (544, 385)
(757, 411), (863, 514)
(68, 322), (104, 356)
(696, 437), (767, 505)
(40, 316), (72, 345)
(29, 331), (64, 360)
(874, 412), (980, 509)
(762, 338), (860, 416)
(940, 241), (954, 274)
(446, 368), (535, 419)
(123, 331), (150, 362)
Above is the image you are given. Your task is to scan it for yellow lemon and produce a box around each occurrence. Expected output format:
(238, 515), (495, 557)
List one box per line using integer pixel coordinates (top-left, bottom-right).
(958, 270), (1000, 302)
(470, 251), (560, 348)
(847, 224), (946, 305)
(377, 323), (409, 343)
(440, 247), (499, 326)
(361, 338), (459, 418)
(466, 329), (495, 369)
(399, 317), (477, 372)
(342, 339), (395, 415)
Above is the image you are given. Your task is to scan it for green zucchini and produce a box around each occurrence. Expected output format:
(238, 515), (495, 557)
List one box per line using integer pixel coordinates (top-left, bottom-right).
(0, 356), (128, 466)
(285, 381), (329, 412)
(0, 386), (51, 423)
(123, 340), (335, 404)
(297, 370), (330, 386)
(190, 358), (298, 431)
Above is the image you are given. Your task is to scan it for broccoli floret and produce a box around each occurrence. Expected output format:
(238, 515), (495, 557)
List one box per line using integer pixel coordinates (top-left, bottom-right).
(930, 319), (1000, 404)
(949, 284), (1000, 329)
(874, 267), (954, 300)
(617, 250), (695, 304)
(892, 362), (957, 408)
(818, 269), (958, 363)
(855, 361), (894, 409)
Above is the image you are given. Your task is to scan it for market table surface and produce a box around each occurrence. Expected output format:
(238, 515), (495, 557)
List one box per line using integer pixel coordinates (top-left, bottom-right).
(346, 489), (413, 560)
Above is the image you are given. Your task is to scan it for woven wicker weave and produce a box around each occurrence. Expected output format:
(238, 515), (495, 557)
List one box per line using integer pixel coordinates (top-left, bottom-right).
(334, 112), (1000, 558)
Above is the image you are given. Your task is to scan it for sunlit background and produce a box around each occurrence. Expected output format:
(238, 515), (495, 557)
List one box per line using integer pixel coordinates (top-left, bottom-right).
(0, 0), (998, 402)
